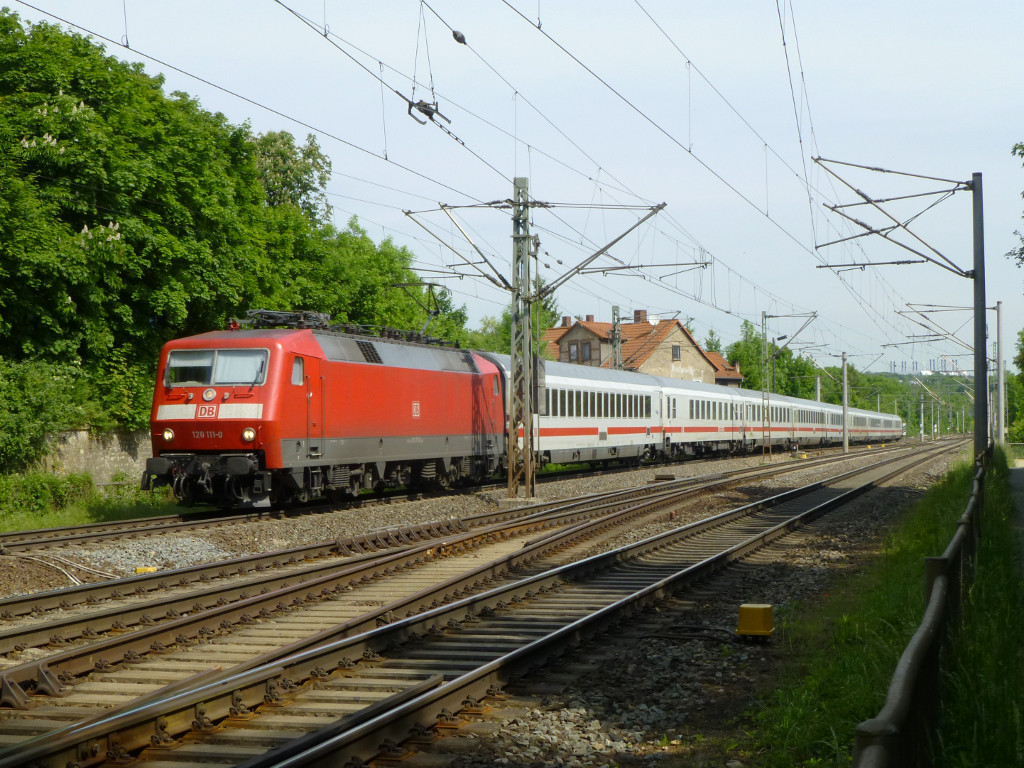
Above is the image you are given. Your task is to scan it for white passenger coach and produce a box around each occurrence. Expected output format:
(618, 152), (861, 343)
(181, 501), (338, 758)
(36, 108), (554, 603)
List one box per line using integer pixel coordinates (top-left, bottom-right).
(483, 355), (903, 466)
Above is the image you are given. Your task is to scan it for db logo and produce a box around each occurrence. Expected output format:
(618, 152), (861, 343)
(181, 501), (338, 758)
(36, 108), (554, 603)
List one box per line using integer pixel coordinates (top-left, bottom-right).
(197, 405), (218, 419)
(411, 401), (421, 419)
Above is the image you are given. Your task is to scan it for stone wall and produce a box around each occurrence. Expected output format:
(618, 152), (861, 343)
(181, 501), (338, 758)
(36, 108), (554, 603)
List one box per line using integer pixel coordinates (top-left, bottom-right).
(40, 430), (152, 485)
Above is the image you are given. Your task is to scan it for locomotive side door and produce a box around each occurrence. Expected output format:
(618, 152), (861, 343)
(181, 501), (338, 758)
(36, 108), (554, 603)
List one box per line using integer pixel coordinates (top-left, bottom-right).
(302, 356), (324, 459)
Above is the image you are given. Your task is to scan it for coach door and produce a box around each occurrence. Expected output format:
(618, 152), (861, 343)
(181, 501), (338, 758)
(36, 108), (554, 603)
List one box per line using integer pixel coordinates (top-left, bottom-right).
(302, 357), (324, 459)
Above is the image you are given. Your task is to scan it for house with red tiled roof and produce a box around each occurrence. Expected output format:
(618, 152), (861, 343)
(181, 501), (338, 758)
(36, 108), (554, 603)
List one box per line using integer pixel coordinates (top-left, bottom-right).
(704, 350), (744, 388)
(546, 310), (717, 383)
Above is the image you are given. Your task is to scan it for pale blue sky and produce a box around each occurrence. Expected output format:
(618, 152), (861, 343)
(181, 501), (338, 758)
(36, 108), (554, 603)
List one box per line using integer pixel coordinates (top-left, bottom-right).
(9, 1), (1024, 373)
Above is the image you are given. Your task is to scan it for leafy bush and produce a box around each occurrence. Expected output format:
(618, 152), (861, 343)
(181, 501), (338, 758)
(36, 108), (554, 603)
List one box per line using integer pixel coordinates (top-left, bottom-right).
(0, 471), (96, 520)
(0, 357), (94, 472)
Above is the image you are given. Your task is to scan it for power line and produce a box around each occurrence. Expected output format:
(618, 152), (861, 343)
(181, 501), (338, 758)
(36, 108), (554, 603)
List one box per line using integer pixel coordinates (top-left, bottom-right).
(15, 0), (486, 204)
(273, 0), (511, 184)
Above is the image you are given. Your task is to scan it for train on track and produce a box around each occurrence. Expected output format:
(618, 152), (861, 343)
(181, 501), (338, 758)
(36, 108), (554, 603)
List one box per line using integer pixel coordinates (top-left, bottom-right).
(142, 311), (903, 507)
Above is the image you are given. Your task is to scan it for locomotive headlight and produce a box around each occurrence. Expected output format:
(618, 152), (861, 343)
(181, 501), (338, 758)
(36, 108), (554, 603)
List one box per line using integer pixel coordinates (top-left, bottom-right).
(162, 428), (174, 442)
(241, 427), (257, 442)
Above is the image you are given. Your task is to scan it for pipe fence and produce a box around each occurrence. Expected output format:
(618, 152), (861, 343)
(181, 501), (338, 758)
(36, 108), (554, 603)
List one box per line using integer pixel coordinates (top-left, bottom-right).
(850, 449), (989, 768)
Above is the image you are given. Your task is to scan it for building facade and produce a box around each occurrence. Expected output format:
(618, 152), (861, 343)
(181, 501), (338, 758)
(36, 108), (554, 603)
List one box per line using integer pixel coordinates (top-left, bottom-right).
(543, 310), (717, 383)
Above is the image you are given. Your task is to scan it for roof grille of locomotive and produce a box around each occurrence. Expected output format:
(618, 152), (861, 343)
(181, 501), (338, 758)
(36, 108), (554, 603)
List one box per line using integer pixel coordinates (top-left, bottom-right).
(357, 340), (383, 364)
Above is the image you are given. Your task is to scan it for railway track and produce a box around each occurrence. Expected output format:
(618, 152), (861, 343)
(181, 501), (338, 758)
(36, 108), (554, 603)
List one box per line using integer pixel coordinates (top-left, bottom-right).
(0, 444), (912, 655)
(0, 443), (890, 555)
(0, 441), (957, 767)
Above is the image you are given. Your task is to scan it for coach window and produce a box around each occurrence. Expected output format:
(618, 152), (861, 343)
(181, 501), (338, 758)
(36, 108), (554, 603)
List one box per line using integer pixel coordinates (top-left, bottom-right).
(576, 390), (582, 417)
(672, 398), (677, 418)
(583, 391), (589, 417)
(291, 356), (304, 386)
(545, 389), (551, 415)
(645, 396), (651, 418)
(591, 392), (597, 416)
(560, 389), (567, 417)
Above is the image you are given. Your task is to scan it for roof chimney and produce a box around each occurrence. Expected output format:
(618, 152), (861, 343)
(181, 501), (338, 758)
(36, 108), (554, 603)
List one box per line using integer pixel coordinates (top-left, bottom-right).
(585, 314), (594, 322)
(561, 315), (572, 327)
(633, 309), (648, 324)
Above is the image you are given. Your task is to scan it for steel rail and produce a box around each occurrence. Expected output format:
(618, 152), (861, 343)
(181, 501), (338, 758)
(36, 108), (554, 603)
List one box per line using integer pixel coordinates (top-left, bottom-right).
(0, 442), (956, 768)
(0, 444), (922, 707)
(0, 443), (910, 623)
(0, 443), (901, 554)
(267, 441), (957, 768)
(0, 469), (763, 707)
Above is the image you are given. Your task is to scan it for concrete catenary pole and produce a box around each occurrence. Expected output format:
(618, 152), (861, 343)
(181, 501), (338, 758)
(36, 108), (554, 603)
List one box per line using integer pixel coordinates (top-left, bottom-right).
(996, 300), (1005, 444)
(971, 172), (988, 458)
(920, 394), (925, 442)
(842, 352), (849, 454)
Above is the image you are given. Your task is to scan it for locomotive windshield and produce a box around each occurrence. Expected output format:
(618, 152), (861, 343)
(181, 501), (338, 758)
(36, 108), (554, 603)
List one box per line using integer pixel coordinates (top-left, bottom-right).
(165, 349), (268, 387)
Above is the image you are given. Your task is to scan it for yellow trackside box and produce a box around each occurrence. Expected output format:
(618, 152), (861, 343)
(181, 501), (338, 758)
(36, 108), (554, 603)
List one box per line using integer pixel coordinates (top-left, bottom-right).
(737, 604), (774, 637)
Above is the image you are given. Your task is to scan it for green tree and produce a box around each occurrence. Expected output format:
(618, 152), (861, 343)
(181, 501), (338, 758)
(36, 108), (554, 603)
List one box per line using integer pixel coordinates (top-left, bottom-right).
(464, 285), (560, 357)
(253, 130), (332, 225)
(1009, 329), (1024, 441)
(0, 10), (272, 376)
(704, 329), (723, 354)
(1009, 142), (1024, 267)
(0, 11), (471, 433)
(725, 320), (764, 391)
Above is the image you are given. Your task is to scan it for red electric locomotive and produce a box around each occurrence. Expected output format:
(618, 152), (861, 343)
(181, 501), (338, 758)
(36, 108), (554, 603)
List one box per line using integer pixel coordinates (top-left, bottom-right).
(142, 311), (505, 507)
